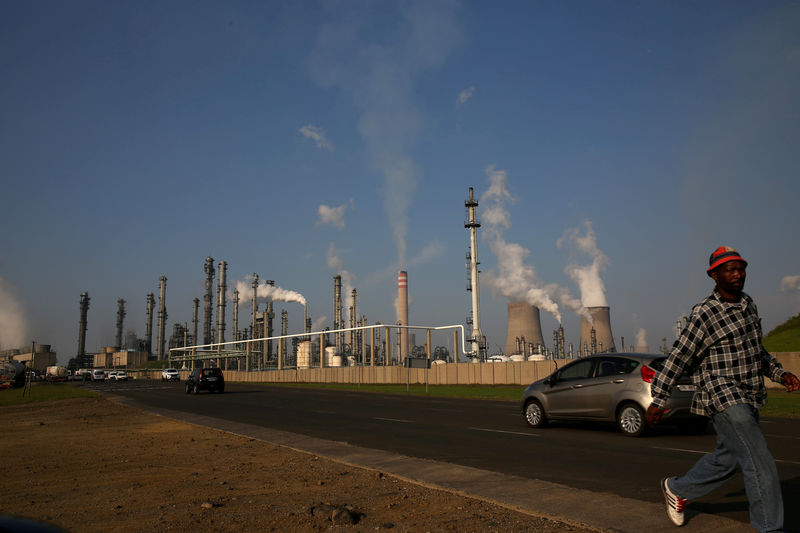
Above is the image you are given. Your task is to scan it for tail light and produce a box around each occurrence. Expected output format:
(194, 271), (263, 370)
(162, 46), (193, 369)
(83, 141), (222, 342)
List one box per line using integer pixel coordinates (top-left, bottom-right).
(199, 369), (204, 379)
(641, 365), (656, 383)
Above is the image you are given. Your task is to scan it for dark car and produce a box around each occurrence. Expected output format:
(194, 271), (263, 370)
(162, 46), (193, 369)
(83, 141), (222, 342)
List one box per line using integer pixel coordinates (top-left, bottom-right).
(521, 353), (707, 437)
(185, 367), (224, 394)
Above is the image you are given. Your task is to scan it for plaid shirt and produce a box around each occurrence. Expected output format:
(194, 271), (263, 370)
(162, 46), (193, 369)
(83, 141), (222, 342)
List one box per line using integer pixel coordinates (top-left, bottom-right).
(651, 288), (786, 417)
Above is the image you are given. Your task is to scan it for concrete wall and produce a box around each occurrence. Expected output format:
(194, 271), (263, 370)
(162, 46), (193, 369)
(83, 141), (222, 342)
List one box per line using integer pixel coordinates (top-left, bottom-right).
(131, 352), (799, 388)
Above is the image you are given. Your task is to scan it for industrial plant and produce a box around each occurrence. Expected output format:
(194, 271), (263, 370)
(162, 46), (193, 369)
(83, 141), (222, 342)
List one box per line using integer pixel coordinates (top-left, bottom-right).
(2, 187), (640, 381)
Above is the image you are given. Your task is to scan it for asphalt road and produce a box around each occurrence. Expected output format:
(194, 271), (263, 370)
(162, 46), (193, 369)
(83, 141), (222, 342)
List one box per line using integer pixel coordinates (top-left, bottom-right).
(86, 379), (800, 530)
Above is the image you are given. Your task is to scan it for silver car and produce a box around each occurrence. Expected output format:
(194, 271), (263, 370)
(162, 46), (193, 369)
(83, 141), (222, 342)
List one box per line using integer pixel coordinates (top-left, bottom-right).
(521, 353), (706, 437)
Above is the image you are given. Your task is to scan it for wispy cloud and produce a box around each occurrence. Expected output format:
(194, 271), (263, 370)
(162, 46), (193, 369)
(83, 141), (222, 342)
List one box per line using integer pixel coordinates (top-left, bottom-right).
(317, 201), (352, 229)
(299, 124), (333, 151)
(309, 3), (463, 269)
(457, 85), (475, 106)
(781, 275), (800, 292)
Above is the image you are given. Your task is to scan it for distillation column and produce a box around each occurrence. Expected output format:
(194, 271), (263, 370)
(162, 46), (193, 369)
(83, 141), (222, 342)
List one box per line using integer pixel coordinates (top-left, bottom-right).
(115, 298), (126, 350)
(145, 293), (155, 359)
(203, 257), (215, 345)
(157, 276), (167, 360)
(77, 292), (90, 367)
(216, 260), (227, 344)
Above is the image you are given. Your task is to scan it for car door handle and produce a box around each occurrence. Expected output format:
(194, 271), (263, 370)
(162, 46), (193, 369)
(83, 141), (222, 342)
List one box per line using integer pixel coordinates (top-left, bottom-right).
(612, 379), (625, 384)
(570, 384), (583, 389)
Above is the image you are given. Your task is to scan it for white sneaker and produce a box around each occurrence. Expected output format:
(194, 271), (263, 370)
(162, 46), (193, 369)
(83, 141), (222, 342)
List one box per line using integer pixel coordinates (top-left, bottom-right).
(661, 477), (689, 526)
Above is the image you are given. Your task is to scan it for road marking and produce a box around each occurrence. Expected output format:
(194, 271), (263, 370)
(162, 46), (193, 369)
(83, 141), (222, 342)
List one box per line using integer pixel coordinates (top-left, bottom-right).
(469, 427), (539, 437)
(652, 446), (800, 465)
(374, 417), (413, 423)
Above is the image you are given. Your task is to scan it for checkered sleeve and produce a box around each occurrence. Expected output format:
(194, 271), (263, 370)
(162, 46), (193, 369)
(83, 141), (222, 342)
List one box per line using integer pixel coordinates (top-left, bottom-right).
(650, 308), (709, 408)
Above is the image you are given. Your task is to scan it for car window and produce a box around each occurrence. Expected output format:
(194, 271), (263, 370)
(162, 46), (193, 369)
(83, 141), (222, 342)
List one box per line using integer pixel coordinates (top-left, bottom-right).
(555, 359), (593, 381)
(595, 357), (638, 377)
(205, 369), (221, 377)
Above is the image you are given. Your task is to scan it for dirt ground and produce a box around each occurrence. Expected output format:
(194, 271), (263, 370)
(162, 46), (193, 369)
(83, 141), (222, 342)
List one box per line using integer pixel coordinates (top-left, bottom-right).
(0, 397), (600, 532)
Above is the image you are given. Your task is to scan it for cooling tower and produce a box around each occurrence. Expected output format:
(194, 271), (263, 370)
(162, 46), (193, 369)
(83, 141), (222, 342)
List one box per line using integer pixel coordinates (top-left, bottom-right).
(580, 306), (616, 355)
(504, 302), (545, 356)
(397, 271), (409, 362)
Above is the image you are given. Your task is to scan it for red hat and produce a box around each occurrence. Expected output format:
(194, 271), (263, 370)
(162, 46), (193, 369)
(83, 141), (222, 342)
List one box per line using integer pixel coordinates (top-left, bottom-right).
(707, 246), (747, 274)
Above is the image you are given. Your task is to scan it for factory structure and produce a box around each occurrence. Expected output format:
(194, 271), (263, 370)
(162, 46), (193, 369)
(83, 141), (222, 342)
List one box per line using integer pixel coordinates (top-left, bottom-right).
(25, 187), (642, 375)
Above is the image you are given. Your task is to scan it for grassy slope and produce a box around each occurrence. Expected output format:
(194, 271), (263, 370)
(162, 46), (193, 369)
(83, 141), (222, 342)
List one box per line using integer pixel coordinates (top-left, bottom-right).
(763, 313), (800, 352)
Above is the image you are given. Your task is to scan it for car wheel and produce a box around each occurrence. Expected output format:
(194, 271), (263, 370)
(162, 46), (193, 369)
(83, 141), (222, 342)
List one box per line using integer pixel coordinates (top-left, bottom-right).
(617, 403), (646, 437)
(524, 399), (547, 428)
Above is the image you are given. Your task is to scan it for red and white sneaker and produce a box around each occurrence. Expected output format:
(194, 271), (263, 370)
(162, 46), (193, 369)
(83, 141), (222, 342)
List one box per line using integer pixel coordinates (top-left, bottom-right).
(661, 477), (689, 526)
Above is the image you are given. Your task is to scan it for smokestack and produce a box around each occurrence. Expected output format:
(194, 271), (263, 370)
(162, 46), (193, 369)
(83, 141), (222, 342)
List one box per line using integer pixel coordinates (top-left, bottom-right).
(77, 292), (90, 366)
(397, 271), (409, 362)
(145, 293), (155, 359)
(216, 261), (227, 344)
(157, 276), (167, 360)
(232, 289), (239, 342)
(266, 280), (275, 362)
(280, 308), (288, 364)
(350, 288), (357, 351)
(333, 275), (343, 355)
(465, 187), (483, 357)
(505, 302), (544, 356)
(203, 257), (215, 345)
(191, 297), (199, 351)
(250, 274), (258, 371)
(115, 298), (126, 350)
(580, 306), (616, 355)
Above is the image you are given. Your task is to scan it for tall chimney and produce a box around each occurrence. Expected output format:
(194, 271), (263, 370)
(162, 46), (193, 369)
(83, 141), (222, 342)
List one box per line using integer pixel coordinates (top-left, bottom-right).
(333, 275), (343, 355)
(280, 309), (288, 364)
(265, 280), (275, 362)
(77, 292), (90, 366)
(145, 293), (155, 359)
(157, 276), (167, 360)
(505, 302), (544, 356)
(580, 306), (616, 355)
(397, 271), (409, 362)
(203, 257), (215, 345)
(115, 298), (126, 350)
(216, 260), (227, 344)
(464, 187), (483, 357)
(350, 288), (357, 351)
(232, 289), (239, 343)
(192, 297), (199, 348)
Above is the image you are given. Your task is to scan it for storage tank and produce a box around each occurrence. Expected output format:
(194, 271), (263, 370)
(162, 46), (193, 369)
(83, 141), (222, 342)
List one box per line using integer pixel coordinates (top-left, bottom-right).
(297, 341), (312, 369)
(325, 346), (340, 367)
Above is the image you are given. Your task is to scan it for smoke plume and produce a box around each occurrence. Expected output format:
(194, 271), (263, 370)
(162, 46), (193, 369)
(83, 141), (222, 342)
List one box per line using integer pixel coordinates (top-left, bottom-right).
(233, 276), (306, 306)
(635, 328), (648, 351)
(326, 243), (356, 299)
(309, 2), (463, 268)
(481, 166), (563, 324)
(558, 221), (609, 308)
(0, 275), (28, 350)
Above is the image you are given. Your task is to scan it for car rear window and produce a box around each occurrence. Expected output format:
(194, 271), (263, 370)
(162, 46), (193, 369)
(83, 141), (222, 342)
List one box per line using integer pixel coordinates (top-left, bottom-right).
(204, 369), (221, 376)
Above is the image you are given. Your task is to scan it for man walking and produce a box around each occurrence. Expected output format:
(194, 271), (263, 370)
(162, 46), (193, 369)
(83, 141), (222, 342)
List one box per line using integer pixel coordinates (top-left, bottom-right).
(646, 246), (799, 532)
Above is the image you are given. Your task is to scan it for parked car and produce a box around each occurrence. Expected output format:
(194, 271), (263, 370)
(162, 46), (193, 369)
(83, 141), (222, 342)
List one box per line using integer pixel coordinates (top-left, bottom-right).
(113, 370), (128, 381)
(185, 367), (224, 394)
(107, 371), (118, 380)
(74, 369), (92, 381)
(521, 353), (707, 437)
(162, 368), (180, 381)
(91, 369), (106, 381)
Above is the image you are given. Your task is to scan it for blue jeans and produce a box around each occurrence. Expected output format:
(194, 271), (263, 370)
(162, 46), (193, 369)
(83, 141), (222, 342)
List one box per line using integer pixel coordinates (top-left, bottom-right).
(669, 403), (783, 532)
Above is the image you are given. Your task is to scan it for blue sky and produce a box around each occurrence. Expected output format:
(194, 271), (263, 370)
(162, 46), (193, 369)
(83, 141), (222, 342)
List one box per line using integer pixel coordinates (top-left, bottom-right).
(2, 1), (799, 363)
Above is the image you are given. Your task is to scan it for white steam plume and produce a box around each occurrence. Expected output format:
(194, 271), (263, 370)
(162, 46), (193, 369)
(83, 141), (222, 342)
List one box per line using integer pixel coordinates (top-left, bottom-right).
(635, 328), (648, 351)
(481, 166), (562, 324)
(309, 3), (462, 268)
(326, 243), (356, 299)
(0, 275), (29, 350)
(558, 221), (609, 308)
(317, 202), (349, 229)
(234, 276), (306, 306)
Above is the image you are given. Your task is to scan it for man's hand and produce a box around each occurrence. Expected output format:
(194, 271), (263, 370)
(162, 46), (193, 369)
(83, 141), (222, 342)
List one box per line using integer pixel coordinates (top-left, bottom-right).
(646, 404), (665, 427)
(782, 373), (800, 392)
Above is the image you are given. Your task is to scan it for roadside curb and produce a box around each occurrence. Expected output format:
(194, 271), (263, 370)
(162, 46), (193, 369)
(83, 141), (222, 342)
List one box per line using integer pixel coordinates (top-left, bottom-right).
(107, 394), (750, 533)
